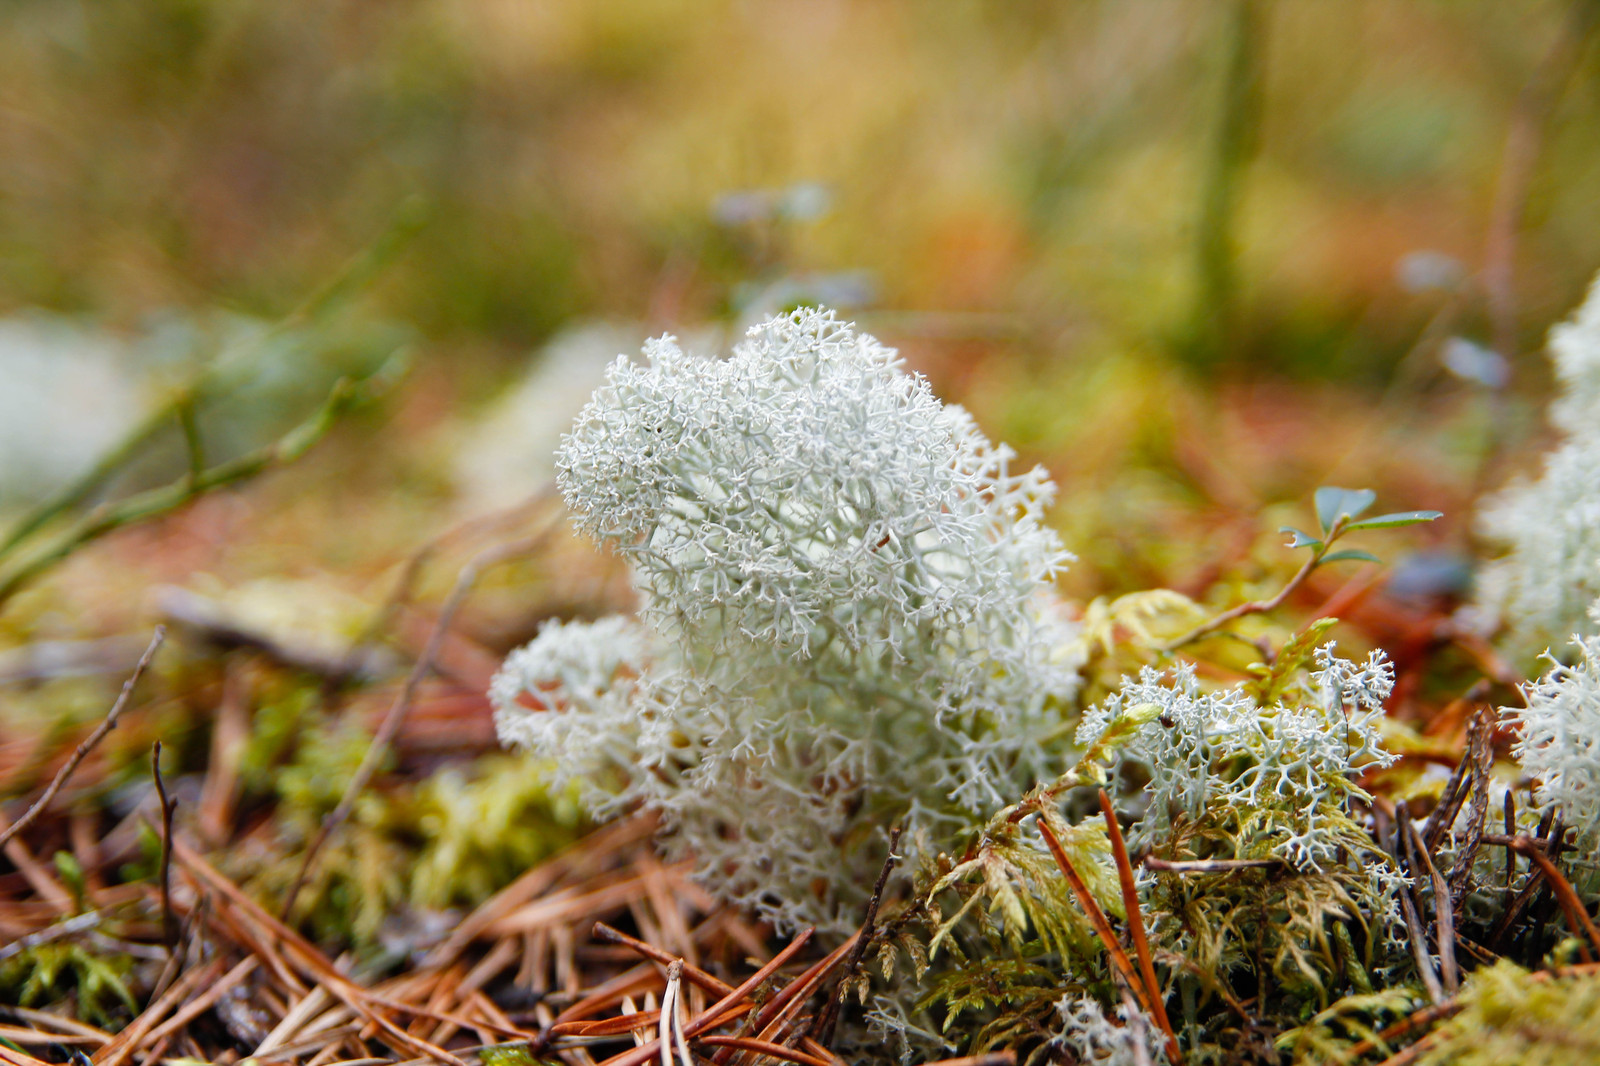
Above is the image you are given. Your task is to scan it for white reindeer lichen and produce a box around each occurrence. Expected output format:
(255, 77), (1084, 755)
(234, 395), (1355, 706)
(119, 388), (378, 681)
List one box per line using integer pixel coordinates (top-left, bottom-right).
(1508, 601), (1600, 898)
(492, 307), (1084, 932)
(1052, 996), (1164, 1066)
(1478, 271), (1600, 658)
(1075, 644), (1397, 871)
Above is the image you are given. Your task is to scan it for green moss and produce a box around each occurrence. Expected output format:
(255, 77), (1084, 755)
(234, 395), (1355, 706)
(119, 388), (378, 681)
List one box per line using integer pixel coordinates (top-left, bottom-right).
(0, 942), (138, 1029)
(1417, 961), (1600, 1066)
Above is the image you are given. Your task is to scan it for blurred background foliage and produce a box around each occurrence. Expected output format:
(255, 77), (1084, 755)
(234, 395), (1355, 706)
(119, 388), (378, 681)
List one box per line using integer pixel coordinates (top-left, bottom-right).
(1, 0), (1598, 645)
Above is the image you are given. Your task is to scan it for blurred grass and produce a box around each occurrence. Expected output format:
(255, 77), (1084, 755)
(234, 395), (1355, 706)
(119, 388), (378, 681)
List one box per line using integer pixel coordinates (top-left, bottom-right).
(3, 0), (1597, 368)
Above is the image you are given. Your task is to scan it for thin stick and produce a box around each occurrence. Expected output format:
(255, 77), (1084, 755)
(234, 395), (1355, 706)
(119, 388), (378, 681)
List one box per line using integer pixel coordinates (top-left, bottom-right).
(1388, 807), (1445, 1005)
(1422, 690), (1492, 853)
(550, 1011), (665, 1039)
(284, 529), (553, 918)
(1100, 791), (1177, 1052)
(657, 961), (680, 1066)
(591, 923), (738, 998)
(172, 838), (467, 1066)
(1403, 812), (1459, 993)
(0, 627), (164, 851)
(1446, 706), (1497, 904)
(334, 491), (553, 693)
(593, 934), (831, 1066)
(1160, 549), (1319, 652)
(0, 1042), (54, 1066)
(1142, 856), (1283, 874)
(142, 957), (259, 1046)
(151, 742), (178, 948)
(1504, 791), (1518, 894)
(811, 824), (902, 1046)
(92, 956), (225, 1066)
(1341, 1000), (1463, 1062)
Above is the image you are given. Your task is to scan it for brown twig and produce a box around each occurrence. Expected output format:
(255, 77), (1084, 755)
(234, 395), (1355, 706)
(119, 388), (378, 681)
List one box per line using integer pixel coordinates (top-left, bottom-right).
(811, 824), (902, 1046)
(141, 957), (259, 1047)
(1142, 856), (1284, 874)
(428, 815), (657, 968)
(92, 956), (226, 1066)
(1504, 791), (1518, 894)
(733, 934), (861, 1059)
(1340, 999), (1464, 1062)
(1160, 541), (1323, 653)
(333, 491), (555, 692)
(150, 742), (178, 948)
(587, 933), (832, 1066)
(694, 1037), (831, 1066)
(1446, 706), (1498, 905)
(0, 627), (165, 852)
(0, 912), (103, 962)
(1099, 791), (1177, 1053)
(283, 528), (554, 919)
(1422, 690), (1492, 854)
(172, 838), (468, 1066)
(590, 923), (741, 999)
(1386, 804), (1444, 1005)
(1350, 961), (1600, 1063)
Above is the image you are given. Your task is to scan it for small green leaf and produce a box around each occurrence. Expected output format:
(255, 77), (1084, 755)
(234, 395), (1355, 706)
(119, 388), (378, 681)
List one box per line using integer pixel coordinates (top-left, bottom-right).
(1315, 487), (1377, 534)
(1343, 510), (1443, 532)
(1279, 526), (1323, 551)
(53, 851), (86, 911)
(1320, 549), (1381, 565)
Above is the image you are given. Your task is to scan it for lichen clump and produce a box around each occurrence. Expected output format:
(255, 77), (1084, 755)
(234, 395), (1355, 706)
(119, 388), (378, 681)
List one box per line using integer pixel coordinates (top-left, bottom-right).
(1077, 643), (1397, 872)
(492, 308), (1084, 932)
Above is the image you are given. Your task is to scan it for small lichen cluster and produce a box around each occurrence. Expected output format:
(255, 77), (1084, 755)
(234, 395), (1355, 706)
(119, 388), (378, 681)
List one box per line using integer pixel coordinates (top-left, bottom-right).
(1076, 642), (1397, 872)
(492, 308), (1084, 932)
(1478, 271), (1600, 659)
(1083, 644), (1409, 1015)
(1052, 996), (1164, 1066)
